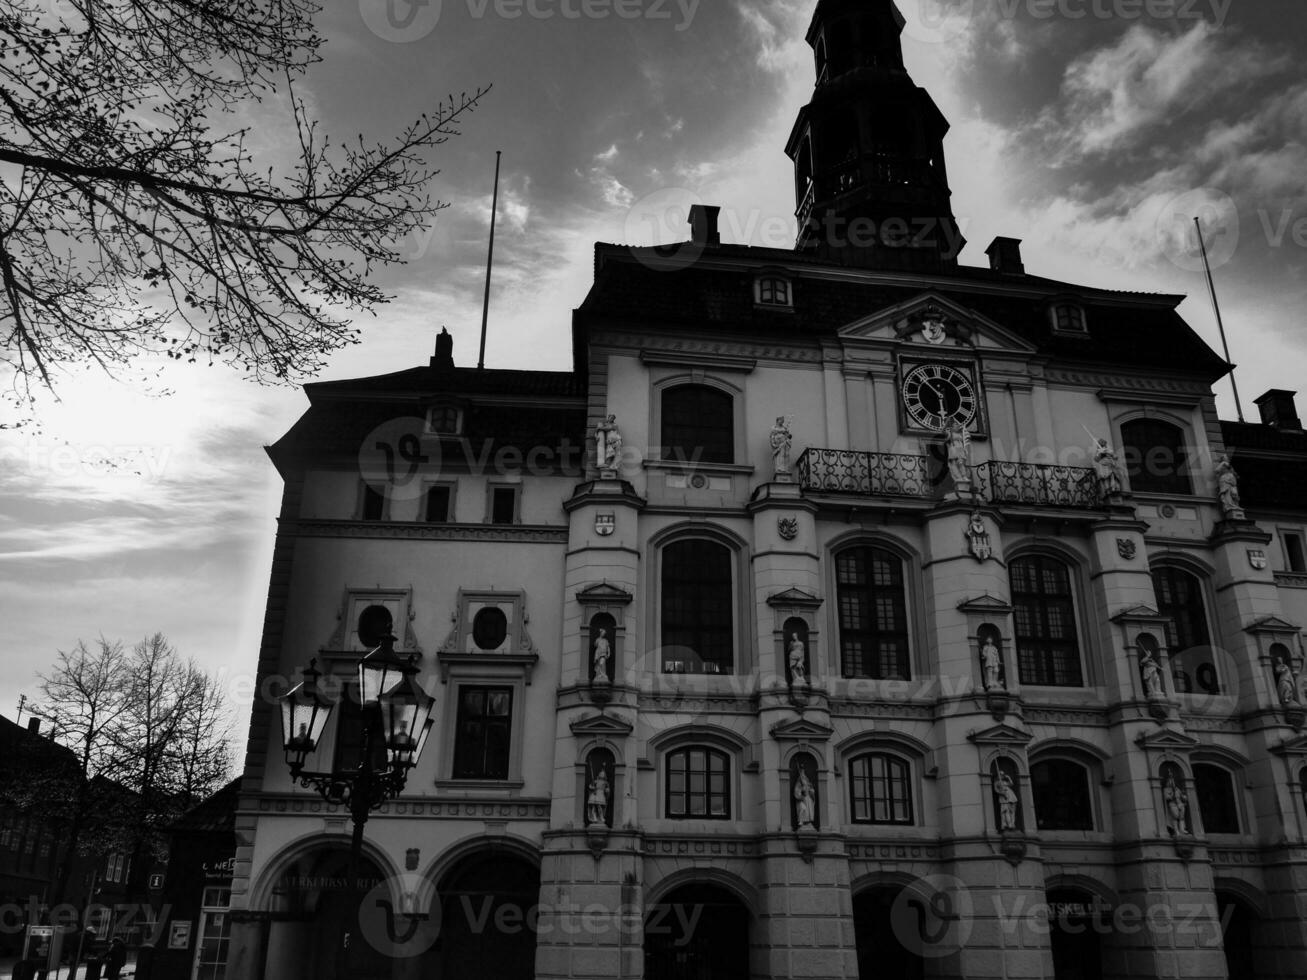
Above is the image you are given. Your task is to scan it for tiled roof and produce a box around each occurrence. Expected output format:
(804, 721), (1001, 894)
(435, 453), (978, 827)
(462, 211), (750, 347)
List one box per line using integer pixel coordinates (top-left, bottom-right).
(307, 365), (584, 399)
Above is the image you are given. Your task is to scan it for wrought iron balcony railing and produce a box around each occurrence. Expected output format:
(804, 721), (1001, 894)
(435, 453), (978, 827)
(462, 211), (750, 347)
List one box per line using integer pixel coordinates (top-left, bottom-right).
(795, 449), (1103, 510)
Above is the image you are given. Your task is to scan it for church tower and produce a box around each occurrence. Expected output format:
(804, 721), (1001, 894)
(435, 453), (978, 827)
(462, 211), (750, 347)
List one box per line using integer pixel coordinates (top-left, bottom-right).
(785, 0), (965, 270)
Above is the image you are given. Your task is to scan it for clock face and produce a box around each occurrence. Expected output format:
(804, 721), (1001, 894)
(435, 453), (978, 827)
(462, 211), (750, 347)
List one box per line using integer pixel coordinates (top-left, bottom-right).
(901, 363), (978, 431)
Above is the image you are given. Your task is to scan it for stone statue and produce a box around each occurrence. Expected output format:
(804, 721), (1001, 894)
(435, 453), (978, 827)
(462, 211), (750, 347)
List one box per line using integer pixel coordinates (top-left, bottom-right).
(994, 768), (1019, 831)
(1140, 649), (1164, 699)
(595, 414), (622, 471)
(1163, 772), (1189, 834)
(586, 765), (611, 826)
(788, 633), (808, 686)
(966, 511), (992, 561)
(592, 628), (612, 684)
(794, 767), (816, 830)
(1091, 436), (1125, 497)
(1276, 656), (1300, 705)
(945, 421), (972, 492)
(1215, 455), (1245, 520)
(981, 637), (1003, 691)
(770, 416), (793, 478)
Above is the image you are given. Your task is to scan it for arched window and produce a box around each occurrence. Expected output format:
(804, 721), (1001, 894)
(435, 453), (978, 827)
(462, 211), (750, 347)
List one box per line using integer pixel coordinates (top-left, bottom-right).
(661, 539), (734, 674)
(665, 746), (730, 820)
(835, 546), (910, 680)
(849, 753), (914, 825)
(1121, 418), (1191, 495)
(1152, 566), (1218, 695)
(1031, 759), (1095, 831)
(661, 384), (734, 465)
(1010, 556), (1083, 687)
(1193, 762), (1241, 834)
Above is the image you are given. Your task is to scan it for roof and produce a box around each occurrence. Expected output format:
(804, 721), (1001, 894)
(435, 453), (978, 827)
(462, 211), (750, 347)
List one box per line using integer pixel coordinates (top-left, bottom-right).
(306, 365), (583, 400)
(169, 778), (240, 835)
(575, 243), (1229, 379)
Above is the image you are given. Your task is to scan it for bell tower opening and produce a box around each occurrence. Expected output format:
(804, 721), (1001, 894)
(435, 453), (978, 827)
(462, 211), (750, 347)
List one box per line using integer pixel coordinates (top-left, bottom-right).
(785, 0), (965, 272)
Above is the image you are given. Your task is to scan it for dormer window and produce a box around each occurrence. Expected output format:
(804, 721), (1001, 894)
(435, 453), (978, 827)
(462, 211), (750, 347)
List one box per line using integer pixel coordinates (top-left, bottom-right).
(1050, 302), (1088, 335)
(756, 274), (793, 309)
(427, 404), (462, 435)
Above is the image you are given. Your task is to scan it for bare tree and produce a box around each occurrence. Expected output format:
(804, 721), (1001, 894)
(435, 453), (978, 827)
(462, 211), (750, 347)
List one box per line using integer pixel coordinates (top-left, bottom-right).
(0, 0), (487, 426)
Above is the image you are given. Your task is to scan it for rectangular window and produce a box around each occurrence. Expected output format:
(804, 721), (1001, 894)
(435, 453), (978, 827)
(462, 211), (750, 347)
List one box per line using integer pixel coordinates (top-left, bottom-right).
(665, 747), (730, 820)
(361, 485), (386, 521)
(425, 485), (453, 523)
(452, 687), (513, 780)
(489, 486), (518, 525)
(836, 547), (910, 680)
(1010, 556), (1084, 687)
(849, 754), (913, 825)
(661, 540), (734, 674)
(332, 682), (387, 774)
(1283, 531), (1306, 573)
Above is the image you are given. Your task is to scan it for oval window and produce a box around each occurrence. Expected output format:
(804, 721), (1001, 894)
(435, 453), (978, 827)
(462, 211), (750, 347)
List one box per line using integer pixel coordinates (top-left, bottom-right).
(472, 607), (509, 650)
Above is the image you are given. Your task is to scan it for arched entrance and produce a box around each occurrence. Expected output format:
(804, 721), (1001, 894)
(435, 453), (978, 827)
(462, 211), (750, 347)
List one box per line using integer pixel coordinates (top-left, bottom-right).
(1216, 892), (1258, 980)
(644, 883), (750, 980)
(265, 846), (394, 980)
(1047, 888), (1104, 980)
(433, 851), (541, 980)
(853, 885), (925, 980)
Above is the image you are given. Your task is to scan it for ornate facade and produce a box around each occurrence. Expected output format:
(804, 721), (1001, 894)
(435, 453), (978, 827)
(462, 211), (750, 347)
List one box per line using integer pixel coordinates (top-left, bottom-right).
(226, 2), (1307, 978)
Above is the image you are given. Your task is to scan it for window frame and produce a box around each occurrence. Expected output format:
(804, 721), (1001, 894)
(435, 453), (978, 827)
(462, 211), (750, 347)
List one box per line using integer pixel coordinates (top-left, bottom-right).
(1192, 761), (1243, 835)
(1151, 563), (1220, 696)
(833, 544), (913, 681)
(659, 383), (737, 466)
(755, 274), (794, 309)
(450, 685), (515, 782)
(1280, 528), (1307, 573)
(423, 481), (457, 523)
(1029, 757), (1096, 832)
(358, 482), (388, 521)
(425, 403), (464, 436)
(1008, 553), (1087, 688)
(486, 483), (521, 525)
(1120, 417), (1193, 496)
(1049, 302), (1088, 335)
(663, 745), (732, 821)
(848, 751), (915, 826)
(659, 537), (737, 676)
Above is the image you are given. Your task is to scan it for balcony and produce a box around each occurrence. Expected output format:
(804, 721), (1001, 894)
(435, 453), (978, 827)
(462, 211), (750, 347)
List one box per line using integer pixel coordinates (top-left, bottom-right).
(796, 449), (1102, 510)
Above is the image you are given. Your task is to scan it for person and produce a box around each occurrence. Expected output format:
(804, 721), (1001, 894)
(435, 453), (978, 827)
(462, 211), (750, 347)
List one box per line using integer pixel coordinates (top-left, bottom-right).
(946, 421), (971, 490)
(1215, 455), (1244, 519)
(592, 628), (611, 683)
(1164, 773), (1189, 834)
(770, 416), (793, 478)
(604, 418), (623, 470)
(981, 638), (1003, 691)
(103, 937), (127, 980)
(794, 767), (816, 829)
(1140, 649), (1164, 698)
(967, 511), (992, 561)
(788, 633), (807, 686)
(994, 769), (1018, 831)
(586, 766), (610, 826)
(1276, 656), (1299, 705)
(1092, 437), (1124, 497)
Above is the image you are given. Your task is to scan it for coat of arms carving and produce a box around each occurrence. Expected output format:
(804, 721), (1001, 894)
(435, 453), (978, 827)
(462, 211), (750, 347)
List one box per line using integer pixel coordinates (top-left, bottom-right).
(1117, 539), (1137, 561)
(595, 513), (615, 537)
(778, 517), (799, 542)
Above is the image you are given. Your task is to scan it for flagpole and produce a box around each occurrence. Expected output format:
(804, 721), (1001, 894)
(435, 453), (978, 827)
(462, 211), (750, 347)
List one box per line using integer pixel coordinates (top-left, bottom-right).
(1194, 216), (1245, 422)
(478, 151), (502, 371)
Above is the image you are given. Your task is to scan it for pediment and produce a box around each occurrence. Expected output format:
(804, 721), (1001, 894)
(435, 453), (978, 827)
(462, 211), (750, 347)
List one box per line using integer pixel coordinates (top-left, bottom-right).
(1110, 604), (1168, 625)
(576, 582), (634, 606)
(957, 593), (1014, 615)
(769, 718), (834, 742)
(1134, 728), (1201, 750)
(836, 292), (1038, 354)
(569, 714), (634, 737)
(1244, 615), (1301, 635)
(967, 723), (1032, 746)
(1271, 734), (1307, 757)
(767, 587), (823, 609)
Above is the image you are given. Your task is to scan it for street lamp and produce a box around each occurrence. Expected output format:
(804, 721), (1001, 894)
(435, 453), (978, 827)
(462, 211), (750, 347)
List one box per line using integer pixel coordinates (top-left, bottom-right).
(276, 635), (435, 972)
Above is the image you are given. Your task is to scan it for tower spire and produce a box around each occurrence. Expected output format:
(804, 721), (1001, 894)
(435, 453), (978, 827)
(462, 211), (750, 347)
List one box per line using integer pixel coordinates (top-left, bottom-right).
(785, 0), (965, 271)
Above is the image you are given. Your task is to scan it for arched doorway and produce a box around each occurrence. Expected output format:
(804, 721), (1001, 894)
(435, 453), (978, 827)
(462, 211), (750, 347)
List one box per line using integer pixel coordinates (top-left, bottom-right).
(265, 846), (394, 980)
(434, 851), (541, 980)
(1216, 892), (1257, 980)
(1047, 888), (1104, 980)
(853, 885), (925, 980)
(644, 883), (750, 980)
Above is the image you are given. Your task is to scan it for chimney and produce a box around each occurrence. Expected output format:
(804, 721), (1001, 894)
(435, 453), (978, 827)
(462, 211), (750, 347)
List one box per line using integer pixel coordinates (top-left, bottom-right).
(431, 327), (454, 371)
(27, 717), (39, 735)
(1254, 389), (1302, 431)
(985, 237), (1025, 275)
(688, 205), (722, 247)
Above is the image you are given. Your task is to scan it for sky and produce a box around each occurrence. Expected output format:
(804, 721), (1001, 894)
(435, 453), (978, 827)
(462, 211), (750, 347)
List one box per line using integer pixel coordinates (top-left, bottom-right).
(2, 0), (1306, 756)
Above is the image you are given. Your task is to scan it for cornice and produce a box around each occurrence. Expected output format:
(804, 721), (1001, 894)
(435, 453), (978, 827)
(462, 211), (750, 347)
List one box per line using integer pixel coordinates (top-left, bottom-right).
(1043, 367), (1212, 396)
(285, 520), (570, 543)
(595, 331), (824, 365)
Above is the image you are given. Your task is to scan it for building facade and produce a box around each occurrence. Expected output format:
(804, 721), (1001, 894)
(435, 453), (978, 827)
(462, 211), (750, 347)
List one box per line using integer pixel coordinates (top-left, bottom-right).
(227, 2), (1307, 978)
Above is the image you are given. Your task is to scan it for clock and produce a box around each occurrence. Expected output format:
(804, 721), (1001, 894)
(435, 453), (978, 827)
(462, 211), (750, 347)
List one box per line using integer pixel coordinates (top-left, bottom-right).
(901, 363), (978, 431)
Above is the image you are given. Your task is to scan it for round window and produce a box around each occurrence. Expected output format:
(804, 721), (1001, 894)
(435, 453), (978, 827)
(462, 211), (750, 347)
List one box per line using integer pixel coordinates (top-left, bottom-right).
(472, 607), (509, 650)
(357, 605), (395, 648)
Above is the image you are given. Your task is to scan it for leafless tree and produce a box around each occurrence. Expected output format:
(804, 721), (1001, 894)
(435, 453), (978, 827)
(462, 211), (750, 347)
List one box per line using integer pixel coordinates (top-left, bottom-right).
(0, 0), (486, 426)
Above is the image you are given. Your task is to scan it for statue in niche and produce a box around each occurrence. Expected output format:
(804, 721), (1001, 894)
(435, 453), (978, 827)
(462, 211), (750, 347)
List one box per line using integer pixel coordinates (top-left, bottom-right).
(1140, 648), (1165, 699)
(1215, 455), (1245, 520)
(1276, 655), (1300, 705)
(945, 421), (972, 493)
(770, 416), (793, 478)
(966, 511), (992, 561)
(1163, 769), (1190, 835)
(591, 628), (612, 684)
(788, 632), (808, 687)
(1091, 436), (1125, 498)
(994, 766), (1019, 831)
(586, 763), (611, 826)
(981, 637), (1004, 692)
(793, 765), (816, 830)
(595, 414), (622, 471)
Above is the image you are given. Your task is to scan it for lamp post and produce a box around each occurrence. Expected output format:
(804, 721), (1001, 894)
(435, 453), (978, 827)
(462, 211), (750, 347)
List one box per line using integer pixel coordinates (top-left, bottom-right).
(277, 634), (435, 974)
